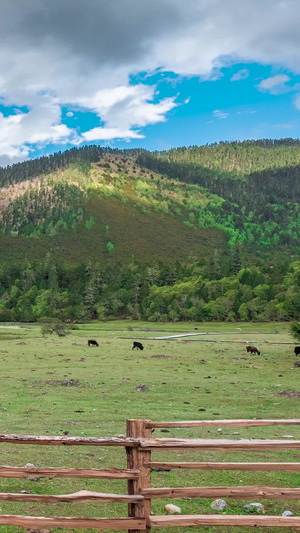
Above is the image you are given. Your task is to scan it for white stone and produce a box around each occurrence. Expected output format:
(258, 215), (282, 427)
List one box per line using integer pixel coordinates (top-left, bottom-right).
(282, 510), (294, 517)
(243, 502), (265, 513)
(165, 504), (181, 514)
(210, 499), (228, 511)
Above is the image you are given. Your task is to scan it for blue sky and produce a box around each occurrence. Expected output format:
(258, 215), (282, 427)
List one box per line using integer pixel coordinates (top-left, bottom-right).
(1, 0), (300, 165)
(46, 63), (300, 153)
(126, 64), (300, 151)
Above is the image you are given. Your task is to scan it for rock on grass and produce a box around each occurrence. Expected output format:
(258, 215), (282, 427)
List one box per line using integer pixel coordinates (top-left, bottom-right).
(165, 503), (181, 514)
(211, 499), (228, 511)
(243, 502), (265, 513)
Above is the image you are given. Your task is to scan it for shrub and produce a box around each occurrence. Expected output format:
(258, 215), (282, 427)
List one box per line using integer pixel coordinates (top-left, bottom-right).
(290, 321), (300, 341)
(38, 318), (70, 337)
(106, 242), (115, 252)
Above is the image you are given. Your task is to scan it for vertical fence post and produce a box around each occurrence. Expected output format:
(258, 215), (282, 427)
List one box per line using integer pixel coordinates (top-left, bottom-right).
(126, 419), (152, 533)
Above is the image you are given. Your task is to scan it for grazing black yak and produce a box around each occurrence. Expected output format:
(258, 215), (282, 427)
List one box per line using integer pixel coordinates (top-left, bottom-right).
(246, 345), (260, 355)
(88, 340), (99, 347)
(132, 341), (144, 350)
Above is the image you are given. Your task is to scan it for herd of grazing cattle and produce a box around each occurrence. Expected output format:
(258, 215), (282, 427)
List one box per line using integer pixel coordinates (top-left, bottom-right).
(87, 339), (144, 349)
(87, 339), (300, 357)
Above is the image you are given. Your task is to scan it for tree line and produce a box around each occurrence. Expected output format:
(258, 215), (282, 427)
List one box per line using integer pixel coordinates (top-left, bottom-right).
(0, 255), (299, 323)
(0, 145), (145, 188)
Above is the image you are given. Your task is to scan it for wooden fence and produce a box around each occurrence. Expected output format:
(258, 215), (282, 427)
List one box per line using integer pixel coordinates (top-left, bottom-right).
(1, 419), (300, 530)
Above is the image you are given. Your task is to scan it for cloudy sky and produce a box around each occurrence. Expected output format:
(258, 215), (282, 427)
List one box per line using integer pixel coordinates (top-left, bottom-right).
(1, 0), (300, 165)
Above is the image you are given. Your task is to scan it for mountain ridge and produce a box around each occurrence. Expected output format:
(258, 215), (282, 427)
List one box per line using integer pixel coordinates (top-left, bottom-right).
(0, 139), (299, 267)
(0, 140), (299, 322)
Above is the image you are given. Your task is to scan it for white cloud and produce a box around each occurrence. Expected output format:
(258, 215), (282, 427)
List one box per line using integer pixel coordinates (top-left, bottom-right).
(257, 74), (291, 94)
(294, 93), (300, 110)
(231, 69), (249, 81)
(213, 109), (229, 119)
(273, 122), (295, 129)
(66, 111), (74, 117)
(82, 127), (144, 141)
(78, 85), (177, 131)
(236, 109), (257, 115)
(0, 97), (76, 162)
(2, 1), (300, 162)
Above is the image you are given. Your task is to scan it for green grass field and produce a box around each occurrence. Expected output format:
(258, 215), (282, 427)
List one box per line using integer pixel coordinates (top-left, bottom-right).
(0, 321), (299, 533)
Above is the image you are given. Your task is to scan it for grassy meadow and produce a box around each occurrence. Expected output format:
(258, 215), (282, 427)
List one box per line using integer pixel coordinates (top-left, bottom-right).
(0, 320), (300, 533)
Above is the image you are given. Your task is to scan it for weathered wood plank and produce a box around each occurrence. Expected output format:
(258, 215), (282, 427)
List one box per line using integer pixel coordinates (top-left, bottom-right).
(147, 419), (300, 428)
(147, 461), (300, 472)
(0, 515), (146, 529)
(0, 465), (140, 479)
(0, 490), (144, 503)
(143, 485), (300, 499)
(127, 419), (152, 533)
(149, 514), (300, 527)
(0, 434), (139, 447)
(140, 438), (300, 450)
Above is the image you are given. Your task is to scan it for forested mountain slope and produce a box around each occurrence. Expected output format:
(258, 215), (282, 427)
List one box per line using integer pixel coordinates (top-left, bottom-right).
(0, 140), (299, 322)
(0, 139), (300, 260)
(137, 140), (300, 249)
(0, 151), (226, 265)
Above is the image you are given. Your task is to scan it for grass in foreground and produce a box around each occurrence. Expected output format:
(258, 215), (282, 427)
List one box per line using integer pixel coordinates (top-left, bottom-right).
(0, 321), (299, 532)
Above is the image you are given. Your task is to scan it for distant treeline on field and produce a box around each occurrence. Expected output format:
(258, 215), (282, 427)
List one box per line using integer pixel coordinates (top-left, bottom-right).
(0, 256), (299, 323)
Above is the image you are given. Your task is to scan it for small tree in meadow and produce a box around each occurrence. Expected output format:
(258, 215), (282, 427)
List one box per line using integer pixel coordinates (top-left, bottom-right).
(106, 242), (115, 252)
(290, 322), (300, 342)
(39, 318), (70, 337)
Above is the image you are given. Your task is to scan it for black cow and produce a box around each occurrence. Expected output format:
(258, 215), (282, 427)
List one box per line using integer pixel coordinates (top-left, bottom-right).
(246, 345), (260, 355)
(294, 346), (300, 356)
(88, 340), (99, 347)
(132, 341), (144, 351)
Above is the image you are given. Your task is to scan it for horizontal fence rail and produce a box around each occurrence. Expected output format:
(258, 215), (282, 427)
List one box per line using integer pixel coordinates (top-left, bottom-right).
(147, 418), (300, 428)
(0, 433), (139, 447)
(0, 515), (146, 529)
(140, 437), (300, 450)
(147, 461), (300, 471)
(0, 465), (140, 479)
(143, 486), (300, 500)
(149, 515), (300, 528)
(1, 419), (300, 531)
(0, 490), (144, 503)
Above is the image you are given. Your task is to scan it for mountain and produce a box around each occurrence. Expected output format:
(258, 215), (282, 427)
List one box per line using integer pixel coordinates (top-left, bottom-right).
(0, 139), (299, 267)
(0, 150), (226, 265)
(0, 140), (299, 323)
(136, 139), (300, 250)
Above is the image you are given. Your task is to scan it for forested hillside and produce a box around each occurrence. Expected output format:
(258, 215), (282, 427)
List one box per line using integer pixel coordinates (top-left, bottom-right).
(0, 257), (299, 322)
(137, 140), (300, 249)
(0, 139), (299, 322)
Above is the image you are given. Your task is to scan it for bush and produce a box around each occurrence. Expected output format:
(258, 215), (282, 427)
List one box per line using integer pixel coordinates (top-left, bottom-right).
(106, 242), (115, 252)
(290, 321), (300, 341)
(38, 318), (70, 337)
